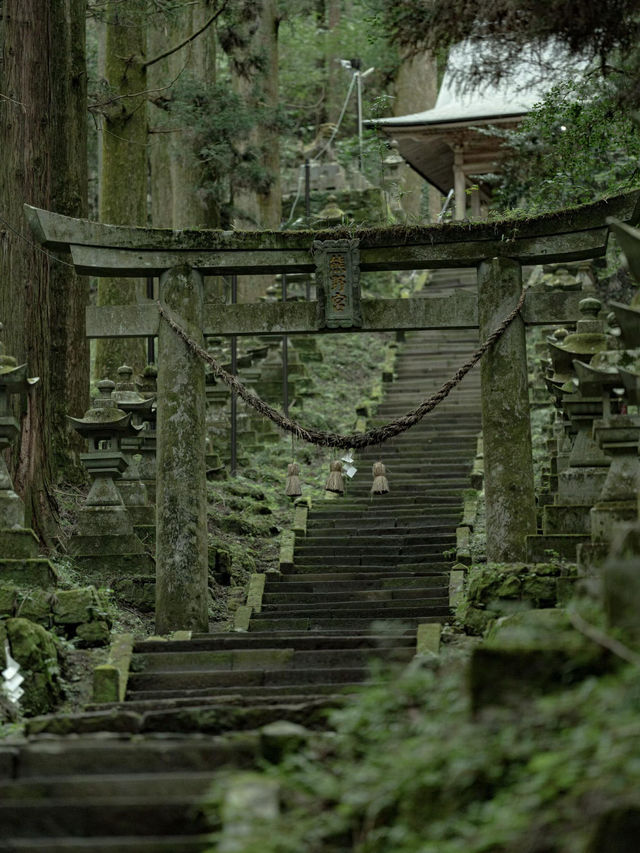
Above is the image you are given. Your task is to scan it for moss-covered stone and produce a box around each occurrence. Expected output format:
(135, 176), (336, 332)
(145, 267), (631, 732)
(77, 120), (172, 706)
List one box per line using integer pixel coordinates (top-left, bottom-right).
(0, 558), (58, 588)
(75, 620), (111, 647)
(16, 589), (54, 627)
(112, 575), (156, 613)
(459, 562), (577, 635)
(54, 587), (103, 625)
(5, 618), (62, 716)
(470, 609), (611, 711)
(0, 585), (17, 616)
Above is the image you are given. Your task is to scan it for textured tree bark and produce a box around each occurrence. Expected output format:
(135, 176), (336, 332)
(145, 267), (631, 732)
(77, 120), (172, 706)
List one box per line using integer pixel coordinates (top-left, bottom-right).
(95, 0), (147, 381)
(230, 0), (281, 231)
(0, 0), (88, 539)
(393, 50), (440, 221)
(231, 0), (282, 302)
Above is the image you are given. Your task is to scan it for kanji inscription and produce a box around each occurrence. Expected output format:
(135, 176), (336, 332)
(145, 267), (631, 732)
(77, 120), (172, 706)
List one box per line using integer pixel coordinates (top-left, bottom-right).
(312, 238), (362, 329)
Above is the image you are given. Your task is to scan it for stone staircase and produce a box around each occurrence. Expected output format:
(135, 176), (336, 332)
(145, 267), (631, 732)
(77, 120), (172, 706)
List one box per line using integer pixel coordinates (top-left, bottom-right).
(0, 277), (482, 851)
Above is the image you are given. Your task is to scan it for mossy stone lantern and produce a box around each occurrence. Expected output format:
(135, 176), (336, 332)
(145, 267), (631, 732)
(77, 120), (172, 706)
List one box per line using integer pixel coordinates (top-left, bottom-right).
(0, 324), (38, 531)
(67, 379), (154, 577)
(0, 323), (55, 587)
(112, 364), (156, 529)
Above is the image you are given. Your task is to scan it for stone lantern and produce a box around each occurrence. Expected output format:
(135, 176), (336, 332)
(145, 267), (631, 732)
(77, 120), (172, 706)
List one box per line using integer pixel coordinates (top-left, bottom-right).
(314, 195), (345, 227)
(112, 364), (156, 532)
(135, 364), (158, 498)
(0, 323), (55, 587)
(67, 379), (154, 577)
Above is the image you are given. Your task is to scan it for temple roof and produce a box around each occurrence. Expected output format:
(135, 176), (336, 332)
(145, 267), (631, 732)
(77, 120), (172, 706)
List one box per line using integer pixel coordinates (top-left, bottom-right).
(371, 41), (577, 129)
(367, 41), (585, 194)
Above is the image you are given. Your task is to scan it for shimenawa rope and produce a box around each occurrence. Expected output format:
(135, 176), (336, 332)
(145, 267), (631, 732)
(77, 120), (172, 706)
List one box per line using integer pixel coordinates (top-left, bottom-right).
(156, 288), (526, 451)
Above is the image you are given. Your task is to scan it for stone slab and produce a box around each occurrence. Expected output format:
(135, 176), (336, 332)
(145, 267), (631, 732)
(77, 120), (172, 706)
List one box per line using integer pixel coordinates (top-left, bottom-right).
(416, 623), (441, 655)
(0, 528), (38, 559)
(542, 504), (592, 535)
(0, 559), (57, 588)
(525, 534), (589, 563)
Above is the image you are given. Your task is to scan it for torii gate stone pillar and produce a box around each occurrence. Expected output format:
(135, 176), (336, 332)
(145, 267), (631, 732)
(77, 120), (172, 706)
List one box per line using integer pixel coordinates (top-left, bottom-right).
(478, 257), (537, 561)
(156, 266), (208, 633)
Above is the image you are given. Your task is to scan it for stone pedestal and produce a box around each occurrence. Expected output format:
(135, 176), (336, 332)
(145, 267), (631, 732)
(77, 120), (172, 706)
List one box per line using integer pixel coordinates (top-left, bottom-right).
(590, 416), (640, 542)
(0, 330), (57, 587)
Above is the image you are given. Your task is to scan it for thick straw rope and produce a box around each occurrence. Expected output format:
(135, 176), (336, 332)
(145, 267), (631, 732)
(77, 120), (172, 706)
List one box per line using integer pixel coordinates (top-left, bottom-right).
(157, 288), (526, 451)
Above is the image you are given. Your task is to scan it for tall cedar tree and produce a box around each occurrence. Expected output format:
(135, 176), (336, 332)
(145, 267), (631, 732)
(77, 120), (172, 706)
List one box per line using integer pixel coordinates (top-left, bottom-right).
(0, 0), (88, 541)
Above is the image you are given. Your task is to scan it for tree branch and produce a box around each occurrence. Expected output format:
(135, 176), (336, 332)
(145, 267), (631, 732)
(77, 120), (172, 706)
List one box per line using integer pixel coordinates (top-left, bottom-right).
(143, 0), (230, 69)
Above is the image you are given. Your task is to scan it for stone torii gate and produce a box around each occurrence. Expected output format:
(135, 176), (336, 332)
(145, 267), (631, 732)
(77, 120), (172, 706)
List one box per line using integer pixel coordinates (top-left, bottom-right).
(26, 193), (640, 632)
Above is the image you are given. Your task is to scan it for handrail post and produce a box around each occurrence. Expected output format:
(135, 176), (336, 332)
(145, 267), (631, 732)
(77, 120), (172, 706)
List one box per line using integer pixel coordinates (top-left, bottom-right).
(156, 264), (209, 633)
(477, 257), (537, 561)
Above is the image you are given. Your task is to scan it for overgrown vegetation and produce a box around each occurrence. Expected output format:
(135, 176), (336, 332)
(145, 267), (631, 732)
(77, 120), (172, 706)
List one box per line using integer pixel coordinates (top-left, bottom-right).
(488, 78), (640, 214)
(206, 627), (640, 853)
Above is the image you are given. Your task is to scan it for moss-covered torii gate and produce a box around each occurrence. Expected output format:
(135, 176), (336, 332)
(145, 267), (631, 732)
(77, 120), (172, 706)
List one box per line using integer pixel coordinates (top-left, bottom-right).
(26, 193), (640, 632)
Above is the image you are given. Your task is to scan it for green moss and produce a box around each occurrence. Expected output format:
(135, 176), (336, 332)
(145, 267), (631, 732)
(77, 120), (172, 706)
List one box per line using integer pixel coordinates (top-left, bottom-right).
(5, 618), (63, 716)
(458, 562), (577, 636)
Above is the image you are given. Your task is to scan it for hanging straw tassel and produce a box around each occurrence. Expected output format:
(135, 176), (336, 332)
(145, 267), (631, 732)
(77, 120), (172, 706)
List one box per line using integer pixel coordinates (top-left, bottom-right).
(285, 462), (302, 498)
(371, 461), (389, 495)
(325, 460), (345, 494)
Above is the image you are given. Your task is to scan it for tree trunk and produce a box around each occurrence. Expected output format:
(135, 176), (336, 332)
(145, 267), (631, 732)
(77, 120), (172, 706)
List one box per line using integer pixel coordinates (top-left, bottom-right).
(231, 0), (281, 301)
(94, 0), (147, 380)
(50, 0), (90, 478)
(393, 51), (440, 221)
(0, 0), (88, 540)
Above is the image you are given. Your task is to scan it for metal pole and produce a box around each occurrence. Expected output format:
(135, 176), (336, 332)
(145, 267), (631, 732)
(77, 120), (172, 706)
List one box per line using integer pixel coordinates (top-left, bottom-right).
(146, 276), (155, 364)
(356, 71), (363, 172)
(230, 274), (238, 476)
(282, 272), (289, 418)
(304, 159), (311, 227)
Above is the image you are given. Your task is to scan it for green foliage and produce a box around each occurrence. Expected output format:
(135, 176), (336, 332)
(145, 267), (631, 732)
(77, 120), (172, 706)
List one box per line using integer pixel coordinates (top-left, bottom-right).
(278, 1), (398, 168)
(169, 72), (278, 214)
(489, 77), (640, 214)
(205, 646), (640, 852)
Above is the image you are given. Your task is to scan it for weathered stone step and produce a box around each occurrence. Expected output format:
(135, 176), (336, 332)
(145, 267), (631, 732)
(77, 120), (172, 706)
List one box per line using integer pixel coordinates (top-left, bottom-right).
(0, 771), (214, 800)
(251, 602), (449, 622)
(293, 542), (454, 556)
(264, 580), (447, 599)
(26, 698), (338, 737)
(270, 570), (449, 584)
(136, 631), (416, 653)
(310, 496), (463, 509)
(309, 502), (461, 514)
(344, 479), (470, 491)
(284, 561), (451, 573)
(306, 516), (461, 530)
(132, 645), (413, 674)
(0, 796), (210, 838)
(262, 595), (449, 613)
(249, 614), (445, 632)
(126, 682), (364, 702)
(304, 521), (460, 534)
(0, 836), (209, 852)
(267, 575), (448, 592)
(127, 665), (371, 693)
(88, 693), (343, 716)
(1, 735), (256, 778)
(288, 555), (452, 568)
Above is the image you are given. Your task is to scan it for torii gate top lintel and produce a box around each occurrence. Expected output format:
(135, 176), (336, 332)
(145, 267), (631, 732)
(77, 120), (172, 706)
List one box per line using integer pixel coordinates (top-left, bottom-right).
(24, 191), (640, 277)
